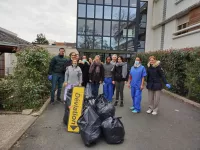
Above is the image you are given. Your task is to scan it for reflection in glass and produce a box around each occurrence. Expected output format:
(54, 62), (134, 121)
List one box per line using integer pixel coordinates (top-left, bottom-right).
(112, 7), (120, 20)
(85, 36), (94, 49)
(119, 37), (127, 50)
(94, 37), (102, 49)
(111, 37), (118, 50)
(87, 5), (94, 18)
(95, 6), (103, 18)
(138, 41), (145, 49)
(129, 8), (136, 20)
(78, 4), (86, 17)
(113, 0), (120, 6)
(121, 0), (128, 6)
(77, 36), (85, 48)
(103, 37), (110, 50)
(127, 38), (135, 51)
(112, 21), (119, 36)
(137, 49), (145, 53)
(96, 0), (103, 4)
(127, 23), (135, 37)
(103, 21), (111, 36)
(95, 20), (102, 36)
(120, 7), (128, 20)
(104, 6), (111, 19)
(79, 0), (86, 3)
(87, 0), (95, 4)
(105, 0), (112, 5)
(130, 0), (137, 7)
(78, 19), (85, 35)
(86, 20), (94, 35)
(120, 22), (127, 37)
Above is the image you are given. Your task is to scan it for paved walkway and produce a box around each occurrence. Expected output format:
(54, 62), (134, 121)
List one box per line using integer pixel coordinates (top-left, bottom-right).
(11, 87), (200, 150)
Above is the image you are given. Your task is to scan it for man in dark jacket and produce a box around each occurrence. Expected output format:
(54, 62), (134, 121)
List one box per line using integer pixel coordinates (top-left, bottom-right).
(48, 48), (68, 104)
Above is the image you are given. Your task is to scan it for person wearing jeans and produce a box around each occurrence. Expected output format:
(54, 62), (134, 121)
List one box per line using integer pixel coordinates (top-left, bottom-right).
(103, 56), (114, 102)
(89, 55), (104, 98)
(48, 48), (67, 104)
(146, 56), (171, 115)
(111, 54), (117, 96)
(112, 56), (128, 107)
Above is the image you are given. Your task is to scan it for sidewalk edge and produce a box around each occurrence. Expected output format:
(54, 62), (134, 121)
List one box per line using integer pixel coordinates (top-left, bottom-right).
(31, 98), (50, 116)
(1, 116), (37, 150)
(162, 89), (200, 109)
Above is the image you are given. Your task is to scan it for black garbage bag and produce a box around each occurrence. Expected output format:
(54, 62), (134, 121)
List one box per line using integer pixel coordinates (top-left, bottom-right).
(101, 117), (125, 144)
(63, 88), (72, 125)
(78, 106), (102, 146)
(95, 94), (108, 111)
(97, 103), (115, 121)
(83, 97), (96, 109)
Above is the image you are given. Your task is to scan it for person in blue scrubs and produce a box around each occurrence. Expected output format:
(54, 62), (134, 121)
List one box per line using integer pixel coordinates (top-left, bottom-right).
(128, 57), (147, 113)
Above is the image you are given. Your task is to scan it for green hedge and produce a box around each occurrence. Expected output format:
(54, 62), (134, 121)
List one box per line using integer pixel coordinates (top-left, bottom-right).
(0, 46), (51, 111)
(132, 47), (200, 103)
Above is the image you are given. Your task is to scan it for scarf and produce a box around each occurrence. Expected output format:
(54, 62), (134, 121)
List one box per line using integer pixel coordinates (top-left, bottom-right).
(116, 62), (127, 78)
(89, 61), (101, 74)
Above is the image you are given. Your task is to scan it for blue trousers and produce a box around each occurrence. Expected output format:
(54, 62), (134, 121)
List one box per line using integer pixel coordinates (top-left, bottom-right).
(51, 73), (64, 102)
(131, 86), (142, 112)
(103, 77), (113, 102)
(91, 83), (100, 98)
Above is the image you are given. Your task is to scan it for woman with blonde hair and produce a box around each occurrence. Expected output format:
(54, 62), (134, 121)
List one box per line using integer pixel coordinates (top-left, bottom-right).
(146, 56), (171, 115)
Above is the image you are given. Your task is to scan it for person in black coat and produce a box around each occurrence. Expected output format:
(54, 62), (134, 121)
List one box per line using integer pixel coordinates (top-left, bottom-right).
(146, 56), (171, 115)
(79, 55), (90, 87)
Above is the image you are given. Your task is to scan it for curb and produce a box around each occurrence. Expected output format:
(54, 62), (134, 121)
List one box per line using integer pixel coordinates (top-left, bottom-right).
(0, 116), (37, 150)
(31, 98), (50, 117)
(162, 89), (200, 109)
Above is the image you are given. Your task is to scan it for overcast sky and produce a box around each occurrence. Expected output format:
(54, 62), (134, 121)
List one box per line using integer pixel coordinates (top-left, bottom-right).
(0, 0), (77, 43)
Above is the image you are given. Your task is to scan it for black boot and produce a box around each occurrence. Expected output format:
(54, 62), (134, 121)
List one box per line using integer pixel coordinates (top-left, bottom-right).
(114, 101), (118, 106)
(120, 101), (124, 107)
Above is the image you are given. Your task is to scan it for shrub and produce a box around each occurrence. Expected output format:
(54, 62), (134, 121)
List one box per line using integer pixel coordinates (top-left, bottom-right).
(1, 46), (51, 111)
(132, 47), (200, 103)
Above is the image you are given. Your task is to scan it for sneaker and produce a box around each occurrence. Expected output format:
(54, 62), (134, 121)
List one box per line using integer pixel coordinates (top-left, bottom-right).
(132, 110), (139, 113)
(50, 101), (55, 105)
(130, 107), (134, 110)
(114, 101), (118, 106)
(146, 109), (152, 114)
(120, 102), (124, 107)
(152, 111), (158, 115)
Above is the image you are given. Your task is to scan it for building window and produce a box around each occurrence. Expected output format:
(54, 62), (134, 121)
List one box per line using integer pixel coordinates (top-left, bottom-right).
(130, 0), (137, 7)
(103, 37), (111, 50)
(176, 15), (189, 35)
(95, 20), (103, 36)
(78, 4), (86, 17)
(104, 0), (112, 5)
(112, 21), (119, 36)
(79, 0), (86, 3)
(96, 6), (103, 18)
(85, 36), (94, 49)
(87, 0), (95, 4)
(113, 0), (120, 6)
(129, 8), (136, 21)
(96, 0), (103, 4)
(120, 7), (128, 20)
(77, 36), (85, 48)
(121, 0), (128, 6)
(104, 6), (111, 19)
(111, 37), (119, 50)
(103, 21), (111, 36)
(78, 19), (85, 35)
(112, 7), (120, 20)
(94, 37), (102, 49)
(86, 20), (94, 35)
(87, 5), (94, 18)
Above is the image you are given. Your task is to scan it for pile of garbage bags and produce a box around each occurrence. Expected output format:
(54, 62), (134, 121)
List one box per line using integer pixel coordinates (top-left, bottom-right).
(62, 89), (125, 147)
(78, 94), (125, 146)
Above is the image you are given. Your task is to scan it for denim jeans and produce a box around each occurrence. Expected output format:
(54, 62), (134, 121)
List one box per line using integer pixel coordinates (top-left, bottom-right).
(103, 77), (113, 102)
(51, 73), (64, 102)
(91, 82), (100, 98)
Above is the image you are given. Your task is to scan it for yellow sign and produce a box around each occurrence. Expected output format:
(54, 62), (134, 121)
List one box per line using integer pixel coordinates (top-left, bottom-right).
(67, 86), (85, 133)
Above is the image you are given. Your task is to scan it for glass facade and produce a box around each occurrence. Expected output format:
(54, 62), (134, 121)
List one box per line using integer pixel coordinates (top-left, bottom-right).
(76, 0), (147, 52)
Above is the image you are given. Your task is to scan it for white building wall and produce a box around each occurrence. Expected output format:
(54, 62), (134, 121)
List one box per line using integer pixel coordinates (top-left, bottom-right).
(4, 53), (17, 75)
(145, 0), (200, 52)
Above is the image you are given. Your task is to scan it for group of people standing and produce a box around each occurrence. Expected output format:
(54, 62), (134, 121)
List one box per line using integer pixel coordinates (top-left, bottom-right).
(48, 48), (171, 115)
